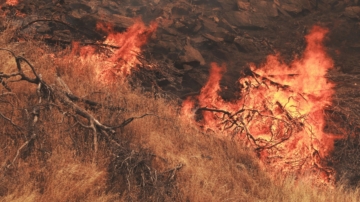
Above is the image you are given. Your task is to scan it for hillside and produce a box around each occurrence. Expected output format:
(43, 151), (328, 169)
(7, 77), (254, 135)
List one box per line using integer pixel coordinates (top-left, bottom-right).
(1, 0), (360, 201)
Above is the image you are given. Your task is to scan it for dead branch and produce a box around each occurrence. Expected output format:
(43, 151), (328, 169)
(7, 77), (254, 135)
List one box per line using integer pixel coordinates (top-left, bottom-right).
(42, 38), (121, 49)
(0, 111), (23, 132)
(0, 48), (157, 164)
(8, 107), (39, 168)
(164, 164), (183, 181)
(196, 104), (304, 162)
(249, 69), (291, 90)
(109, 149), (181, 200)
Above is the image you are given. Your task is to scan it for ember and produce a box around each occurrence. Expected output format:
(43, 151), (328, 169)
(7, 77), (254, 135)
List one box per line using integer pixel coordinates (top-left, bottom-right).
(182, 26), (342, 183)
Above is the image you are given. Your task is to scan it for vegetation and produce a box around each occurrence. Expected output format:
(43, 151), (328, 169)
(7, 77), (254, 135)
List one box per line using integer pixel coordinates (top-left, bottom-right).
(0, 23), (360, 202)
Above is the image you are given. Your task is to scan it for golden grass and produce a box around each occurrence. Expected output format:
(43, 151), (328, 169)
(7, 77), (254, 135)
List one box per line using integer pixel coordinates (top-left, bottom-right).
(0, 23), (360, 202)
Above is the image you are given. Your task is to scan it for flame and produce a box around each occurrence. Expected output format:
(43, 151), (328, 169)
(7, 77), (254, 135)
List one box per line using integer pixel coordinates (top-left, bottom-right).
(70, 19), (157, 84)
(182, 26), (341, 182)
(6, 0), (18, 6)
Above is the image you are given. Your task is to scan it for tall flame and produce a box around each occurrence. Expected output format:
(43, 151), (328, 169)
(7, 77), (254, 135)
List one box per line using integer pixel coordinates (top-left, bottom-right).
(182, 26), (340, 182)
(70, 19), (157, 84)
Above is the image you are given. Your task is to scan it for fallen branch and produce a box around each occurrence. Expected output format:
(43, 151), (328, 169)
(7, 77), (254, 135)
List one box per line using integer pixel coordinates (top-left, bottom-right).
(0, 48), (157, 164)
(8, 107), (39, 168)
(43, 38), (121, 49)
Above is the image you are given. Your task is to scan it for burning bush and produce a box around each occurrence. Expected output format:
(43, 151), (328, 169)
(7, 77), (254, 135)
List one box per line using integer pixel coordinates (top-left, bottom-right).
(182, 26), (344, 183)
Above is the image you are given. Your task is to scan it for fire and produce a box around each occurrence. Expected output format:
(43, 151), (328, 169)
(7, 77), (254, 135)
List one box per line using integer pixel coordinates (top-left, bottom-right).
(70, 19), (157, 84)
(182, 26), (340, 182)
(6, 0), (18, 6)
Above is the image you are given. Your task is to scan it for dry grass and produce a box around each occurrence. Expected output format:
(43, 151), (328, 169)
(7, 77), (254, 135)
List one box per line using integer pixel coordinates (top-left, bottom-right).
(1, 23), (360, 202)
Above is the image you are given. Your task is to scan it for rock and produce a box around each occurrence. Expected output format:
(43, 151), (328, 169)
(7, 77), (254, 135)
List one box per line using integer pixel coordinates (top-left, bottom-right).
(212, 16), (220, 23)
(350, 43), (360, 51)
(107, 1), (122, 10)
(251, 0), (278, 17)
(155, 40), (178, 52)
(276, 5), (292, 17)
(192, 21), (202, 33)
(70, 8), (89, 19)
(171, 6), (190, 19)
(53, 30), (72, 41)
(182, 70), (207, 90)
(200, 16), (219, 33)
(234, 36), (257, 52)
(202, 33), (224, 43)
(174, 21), (186, 29)
(278, 0), (311, 15)
(89, 12), (134, 32)
(162, 27), (180, 36)
(218, 18), (236, 32)
(223, 33), (236, 43)
(217, 0), (237, 11)
(97, 7), (113, 17)
(179, 44), (206, 66)
(237, 1), (251, 11)
(183, 64), (193, 71)
(64, 14), (103, 40)
(344, 6), (360, 20)
(190, 36), (207, 44)
(36, 24), (51, 33)
(157, 78), (171, 87)
(112, 14), (135, 27)
(69, 3), (92, 13)
(181, 68), (206, 90)
(174, 18), (201, 34)
(69, 3), (94, 19)
(190, 0), (212, 5)
(333, 2), (346, 11)
(324, 0), (339, 6)
(281, 3), (303, 14)
(139, 7), (164, 24)
(226, 11), (267, 29)
(210, 48), (230, 60)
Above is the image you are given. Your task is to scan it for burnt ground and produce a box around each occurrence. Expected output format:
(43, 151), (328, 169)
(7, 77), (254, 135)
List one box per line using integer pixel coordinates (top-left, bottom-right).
(1, 0), (360, 185)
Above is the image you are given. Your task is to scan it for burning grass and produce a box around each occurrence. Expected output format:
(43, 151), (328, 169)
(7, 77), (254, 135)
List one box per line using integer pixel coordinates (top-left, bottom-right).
(70, 19), (157, 85)
(0, 21), (360, 202)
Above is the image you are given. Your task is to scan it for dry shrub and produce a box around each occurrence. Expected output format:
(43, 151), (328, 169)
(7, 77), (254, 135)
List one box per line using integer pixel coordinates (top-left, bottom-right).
(108, 148), (181, 201)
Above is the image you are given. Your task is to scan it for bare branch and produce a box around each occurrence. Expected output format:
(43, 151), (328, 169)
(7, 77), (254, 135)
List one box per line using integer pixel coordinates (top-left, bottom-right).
(0, 48), (158, 164)
(0, 111), (23, 132)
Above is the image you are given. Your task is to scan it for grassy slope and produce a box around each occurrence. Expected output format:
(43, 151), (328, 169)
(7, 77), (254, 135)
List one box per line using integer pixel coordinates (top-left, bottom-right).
(0, 25), (360, 202)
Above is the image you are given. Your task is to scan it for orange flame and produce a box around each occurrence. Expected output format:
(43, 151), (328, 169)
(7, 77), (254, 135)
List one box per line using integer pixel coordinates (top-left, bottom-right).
(182, 26), (341, 182)
(70, 19), (157, 84)
(6, 0), (18, 6)
(96, 20), (157, 82)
